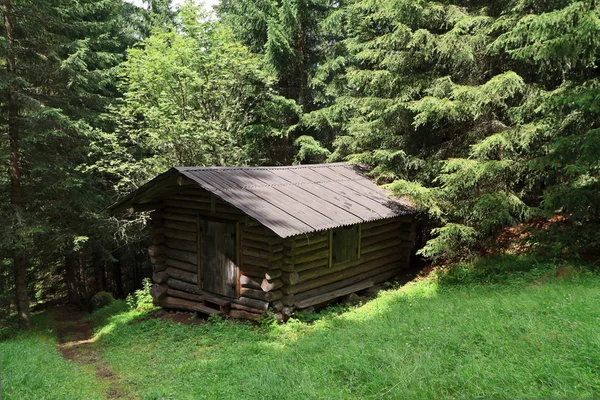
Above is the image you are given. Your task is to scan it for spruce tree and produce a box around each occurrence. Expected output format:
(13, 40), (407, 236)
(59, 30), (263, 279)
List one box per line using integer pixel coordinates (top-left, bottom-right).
(1, 0), (135, 323)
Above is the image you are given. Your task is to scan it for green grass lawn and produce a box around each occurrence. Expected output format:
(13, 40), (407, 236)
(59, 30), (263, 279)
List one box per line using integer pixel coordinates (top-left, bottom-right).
(0, 314), (104, 400)
(2, 256), (600, 399)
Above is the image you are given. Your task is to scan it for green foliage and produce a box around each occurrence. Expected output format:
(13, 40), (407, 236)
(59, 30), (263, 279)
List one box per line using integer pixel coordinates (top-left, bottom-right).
(126, 278), (154, 311)
(106, 3), (299, 180)
(419, 223), (479, 259)
(434, 254), (595, 286)
(308, 0), (600, 260)
(293, 135), (331, 164)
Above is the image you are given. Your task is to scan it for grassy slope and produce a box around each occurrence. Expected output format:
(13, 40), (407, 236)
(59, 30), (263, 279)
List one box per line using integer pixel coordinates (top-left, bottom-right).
(90, 257), (600, 399)
(0, 313), (104, 400)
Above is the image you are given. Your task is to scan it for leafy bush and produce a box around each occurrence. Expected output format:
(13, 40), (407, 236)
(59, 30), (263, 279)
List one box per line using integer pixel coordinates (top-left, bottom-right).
(88, 291), (115, 312)
(126, 278), (154, 312)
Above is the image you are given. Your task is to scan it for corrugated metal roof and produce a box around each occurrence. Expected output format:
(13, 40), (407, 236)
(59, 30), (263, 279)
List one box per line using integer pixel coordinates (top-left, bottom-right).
(174, 163), (412, 238)
(111, 163), (412, 238)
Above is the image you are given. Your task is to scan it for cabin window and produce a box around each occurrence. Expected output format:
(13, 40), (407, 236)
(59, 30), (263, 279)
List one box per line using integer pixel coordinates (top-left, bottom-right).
(332, 225), (360, 265)
(198, 219), (239, 298)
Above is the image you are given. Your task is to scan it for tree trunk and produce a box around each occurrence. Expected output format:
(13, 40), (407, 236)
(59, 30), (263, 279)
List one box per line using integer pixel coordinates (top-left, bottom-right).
(2, 0), (32, 327)
(94, 255), (106, 292)
(113, 257), (124, 298)
(65, 253), (82, 307)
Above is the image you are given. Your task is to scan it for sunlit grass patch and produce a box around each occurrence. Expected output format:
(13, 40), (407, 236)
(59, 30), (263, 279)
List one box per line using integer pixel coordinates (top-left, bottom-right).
(0, 313), (104, 400)
(85, 255), (600, 399)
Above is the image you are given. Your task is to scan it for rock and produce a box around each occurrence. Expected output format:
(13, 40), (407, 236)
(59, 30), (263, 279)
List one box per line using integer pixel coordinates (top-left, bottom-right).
(342, 293), (362, 305)
(89, 291), (115, 312)
(154, 309), (169, 318)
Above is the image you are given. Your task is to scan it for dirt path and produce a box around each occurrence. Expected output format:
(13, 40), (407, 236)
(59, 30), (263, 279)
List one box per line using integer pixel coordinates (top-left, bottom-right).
(54, 305), (136, 399)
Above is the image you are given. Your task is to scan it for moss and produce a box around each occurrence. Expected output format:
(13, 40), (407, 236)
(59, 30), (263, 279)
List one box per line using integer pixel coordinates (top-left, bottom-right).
(89, 291), (115, 313)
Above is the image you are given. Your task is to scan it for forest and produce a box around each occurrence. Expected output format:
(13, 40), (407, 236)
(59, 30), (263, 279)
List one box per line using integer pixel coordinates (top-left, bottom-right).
(1, 1), (600, 398)
(1, 0), (599, 327)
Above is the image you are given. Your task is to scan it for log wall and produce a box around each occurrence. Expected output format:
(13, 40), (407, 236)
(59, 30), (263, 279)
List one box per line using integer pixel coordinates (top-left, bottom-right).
(148, 184), (414, 320)
(148, 186), (286, 319)
(280, 216), (414, 311)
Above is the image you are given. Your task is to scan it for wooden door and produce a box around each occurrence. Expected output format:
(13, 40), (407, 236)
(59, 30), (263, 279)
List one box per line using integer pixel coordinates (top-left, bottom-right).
(200, 219), (238, 298)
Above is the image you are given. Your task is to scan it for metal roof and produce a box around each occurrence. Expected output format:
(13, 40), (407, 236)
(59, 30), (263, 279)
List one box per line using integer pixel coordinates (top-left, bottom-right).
(112, 163), (413, 238)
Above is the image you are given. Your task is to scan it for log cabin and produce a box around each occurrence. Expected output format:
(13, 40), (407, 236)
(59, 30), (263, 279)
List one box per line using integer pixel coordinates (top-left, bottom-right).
(110, 163), (414, 321)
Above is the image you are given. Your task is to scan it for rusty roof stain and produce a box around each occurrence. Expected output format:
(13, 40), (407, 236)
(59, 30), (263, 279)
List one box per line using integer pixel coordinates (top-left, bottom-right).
(111, 163), (413, 238)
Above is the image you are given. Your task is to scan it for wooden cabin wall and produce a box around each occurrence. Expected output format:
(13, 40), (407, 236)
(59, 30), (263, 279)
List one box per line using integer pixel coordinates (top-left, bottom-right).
(236, 224), (284, 319)
(146, 184), (414, 320)
(147, 186), (285, 319)
(281, 216), (414, 311)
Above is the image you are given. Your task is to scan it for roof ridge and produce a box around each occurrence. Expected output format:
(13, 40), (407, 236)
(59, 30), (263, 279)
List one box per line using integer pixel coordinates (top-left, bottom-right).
(175, 163), (351, 172)
(208, 178), (363, 191)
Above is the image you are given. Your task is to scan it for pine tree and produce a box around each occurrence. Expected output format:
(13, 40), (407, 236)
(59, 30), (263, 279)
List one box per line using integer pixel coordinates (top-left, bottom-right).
(0, 0), (136, 323)
(311, 0), (600, 259)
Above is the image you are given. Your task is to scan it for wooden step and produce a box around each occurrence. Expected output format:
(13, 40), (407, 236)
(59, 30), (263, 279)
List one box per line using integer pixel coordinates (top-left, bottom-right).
(194, 304), (223, 316)
(201, 295), (231, 315)
(157, 296), (223, 315)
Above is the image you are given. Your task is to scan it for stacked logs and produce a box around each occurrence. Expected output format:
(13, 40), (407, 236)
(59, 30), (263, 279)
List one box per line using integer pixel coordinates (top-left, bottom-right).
(147, 186), (414, 320)
(149, 189), (256, 316)
(234, 224), (285, 319)
(280, 216), (413, 310)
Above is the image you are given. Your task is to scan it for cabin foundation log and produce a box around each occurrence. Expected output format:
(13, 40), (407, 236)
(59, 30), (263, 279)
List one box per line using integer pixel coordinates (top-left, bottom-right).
(294, 268), (399, 309)
(155, 296), (223, 316)
(229, 309), (262, 320)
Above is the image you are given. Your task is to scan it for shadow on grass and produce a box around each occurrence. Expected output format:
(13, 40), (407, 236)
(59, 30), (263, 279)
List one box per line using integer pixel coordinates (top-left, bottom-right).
(87, 263), (600, 400)
(434, 253), (598, 288)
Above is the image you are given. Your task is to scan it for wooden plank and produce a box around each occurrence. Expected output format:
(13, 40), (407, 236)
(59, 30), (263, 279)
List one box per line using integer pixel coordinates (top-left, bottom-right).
(230, 303), (265, 314)
(196, 215), (202, 289)
(163, 219), (196, 232)
(332, 225), (359, 265)
(239, 264), (269, 278)
(201, 219), (238, 298)
(164, 227), (196, 242)
(229, 309), (262, 320)
(283, 240), (328, 257)
(293, 262), (402, 302)
(294, 249), (329, 265)
(361, 228), (402, 248)
(167, 266), (197, 285)
(165, 238), (196, 253)
(328, 229), (333, 268)
(166, 258), (196, 273)
(156, 296), (222, 316)
(361, 220), (402, 238)
(167, 278), (267, 310)
(240, 288), (283, 302)
(148, 245), (166, 257)
(284, 254), (402, 295)
(261, 278), (283, 292)
(236, 221), (241, 298)
(240, 275), (262, 290)
(295, 278), (375, 309)
(165, 248), (197, 264)
(358, 224), (362, 258)
(295, 246), (400, 281)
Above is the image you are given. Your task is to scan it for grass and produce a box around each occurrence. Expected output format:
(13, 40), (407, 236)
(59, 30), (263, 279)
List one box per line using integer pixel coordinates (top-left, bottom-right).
(2, 254), (599, 399)
(0, 313), (104, 400)
(88, 255), (600, 399)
